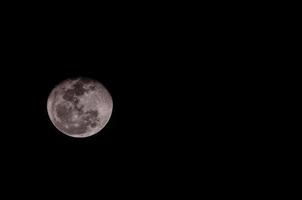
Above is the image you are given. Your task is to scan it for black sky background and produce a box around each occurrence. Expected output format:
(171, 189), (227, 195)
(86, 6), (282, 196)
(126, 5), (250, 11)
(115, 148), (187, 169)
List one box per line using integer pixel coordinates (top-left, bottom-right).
(0, 7), (202, 188)
(0, 3), (269, 196)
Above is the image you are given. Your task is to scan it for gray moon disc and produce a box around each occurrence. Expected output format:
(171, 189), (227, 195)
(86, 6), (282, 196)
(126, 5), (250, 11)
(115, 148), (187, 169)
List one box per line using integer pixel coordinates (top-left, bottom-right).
(47, 77), (113, 138)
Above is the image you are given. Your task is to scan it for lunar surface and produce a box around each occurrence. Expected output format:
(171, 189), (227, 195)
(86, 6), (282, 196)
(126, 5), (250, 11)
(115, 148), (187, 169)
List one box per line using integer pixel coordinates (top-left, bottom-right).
(47, 77), (113, 138)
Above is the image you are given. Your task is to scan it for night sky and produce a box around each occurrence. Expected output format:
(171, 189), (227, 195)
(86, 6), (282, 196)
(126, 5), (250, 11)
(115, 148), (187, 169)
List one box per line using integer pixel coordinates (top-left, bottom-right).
(1, 20), (197, 182)
(0, 4), (256, 196)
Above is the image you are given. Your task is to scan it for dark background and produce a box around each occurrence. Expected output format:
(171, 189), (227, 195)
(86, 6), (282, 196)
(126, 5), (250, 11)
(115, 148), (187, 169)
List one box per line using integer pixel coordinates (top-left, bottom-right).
(0, 3), (270, 197)
(0, 6), (202, 192)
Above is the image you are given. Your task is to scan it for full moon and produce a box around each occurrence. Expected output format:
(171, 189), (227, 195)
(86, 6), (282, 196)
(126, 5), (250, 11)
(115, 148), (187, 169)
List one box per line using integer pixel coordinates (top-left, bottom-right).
(47, 77), (113, 138)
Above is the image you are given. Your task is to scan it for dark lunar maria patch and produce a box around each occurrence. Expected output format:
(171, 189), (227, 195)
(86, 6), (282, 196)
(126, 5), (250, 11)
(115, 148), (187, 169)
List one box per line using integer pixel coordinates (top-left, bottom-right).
(73, 81), (87, 96)
(82, 110), (99, 128)
(62, 89), (76, 102)
(90, 122), (97, 128)
(55, 104), (73, 123)
(85, 110), (99, 118)
(89, 85), (96, 91)
(62, 81), (89, 104)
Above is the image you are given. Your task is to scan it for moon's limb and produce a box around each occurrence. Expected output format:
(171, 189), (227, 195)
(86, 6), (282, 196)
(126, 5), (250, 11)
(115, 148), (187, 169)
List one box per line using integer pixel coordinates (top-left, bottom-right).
(47, 77), (113, 138)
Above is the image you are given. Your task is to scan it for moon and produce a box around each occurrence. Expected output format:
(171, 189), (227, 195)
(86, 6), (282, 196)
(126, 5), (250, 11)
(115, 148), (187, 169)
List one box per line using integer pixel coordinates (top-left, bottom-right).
(47, 77), (113, 138)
